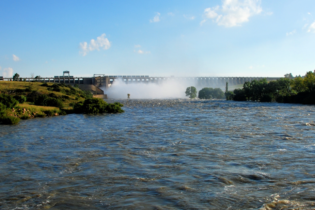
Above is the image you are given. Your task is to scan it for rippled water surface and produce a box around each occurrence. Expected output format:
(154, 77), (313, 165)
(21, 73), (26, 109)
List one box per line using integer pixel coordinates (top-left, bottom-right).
(1, 99), (315, 210)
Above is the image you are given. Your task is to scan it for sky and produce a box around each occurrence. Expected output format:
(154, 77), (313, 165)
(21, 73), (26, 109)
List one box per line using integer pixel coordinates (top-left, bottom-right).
(0, 0), (315, 78)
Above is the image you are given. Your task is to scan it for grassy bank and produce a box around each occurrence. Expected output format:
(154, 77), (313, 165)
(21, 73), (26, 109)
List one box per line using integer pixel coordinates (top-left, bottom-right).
(0, 81), (123, 125)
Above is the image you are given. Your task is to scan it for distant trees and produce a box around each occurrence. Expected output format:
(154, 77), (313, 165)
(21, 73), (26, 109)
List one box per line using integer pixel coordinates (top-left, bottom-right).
(13, 73), (20, 81)
(232, 71), (315, 104)
(198, 87), (225, 99)
(185, 86), (197, 99)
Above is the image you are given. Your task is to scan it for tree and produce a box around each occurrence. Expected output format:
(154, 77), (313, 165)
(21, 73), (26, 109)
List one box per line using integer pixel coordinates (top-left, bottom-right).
(303, 71), (315, 92)
(13, 73), (20, 81)
(292, 76), (305, 93)
(185, 86), (197, 99)
(198, 87), (224, 99)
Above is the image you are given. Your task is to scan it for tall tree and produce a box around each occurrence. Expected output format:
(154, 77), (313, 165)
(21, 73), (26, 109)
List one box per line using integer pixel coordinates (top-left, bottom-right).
(13, 73), (20, 81)
(185, 86), (197, 99)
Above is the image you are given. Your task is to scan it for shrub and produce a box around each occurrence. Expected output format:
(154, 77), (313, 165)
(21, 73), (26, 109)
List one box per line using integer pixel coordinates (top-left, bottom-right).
(59, 110), (67, 115)
(0, 94), (19, 109)
(1, 116), (20, 125)
(73, 99), (124, 114)
(260, 94), (273, 102)
(52, 84), (61, 92)
(14, 95), (27, 103)
(43, 110), (55, 116)
(20, 115), (30, 120)
(106, 103), (124, 113)
(0, 102), (6, 117)
(62, 95), (70, 99)
(34, 95), (64, 108)
(27, 91), (42, 102)
(198, 88), (225, 99)
(41, 82), (49, 87)
(233, 89), (247, 101)
(36, 112), (46, 117)
(48, 93), (59, 99)
(82, 90), (93, 99)
(84, 98), (107, 114)
(225, 91), (234, 100)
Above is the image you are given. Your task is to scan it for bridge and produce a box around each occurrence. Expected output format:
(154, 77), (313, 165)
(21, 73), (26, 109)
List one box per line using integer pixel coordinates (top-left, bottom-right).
(1, 74), (282, 88)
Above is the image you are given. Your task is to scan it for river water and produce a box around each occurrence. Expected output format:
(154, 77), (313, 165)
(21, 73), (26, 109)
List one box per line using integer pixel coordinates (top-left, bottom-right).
(1, 99), (315, 210)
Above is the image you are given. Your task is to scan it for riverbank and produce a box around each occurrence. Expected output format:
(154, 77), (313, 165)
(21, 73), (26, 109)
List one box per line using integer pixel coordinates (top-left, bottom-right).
(0, 81), (123, 125)
(228, 71), (315, 104)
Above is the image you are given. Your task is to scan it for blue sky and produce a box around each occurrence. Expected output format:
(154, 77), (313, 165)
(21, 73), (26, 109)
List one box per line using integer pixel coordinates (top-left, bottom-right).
(1, 0), (315, 78)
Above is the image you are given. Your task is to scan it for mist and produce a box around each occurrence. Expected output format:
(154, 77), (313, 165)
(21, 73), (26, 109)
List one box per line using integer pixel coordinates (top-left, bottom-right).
(102, 79), (196, 99)
(101, 78), (232, 99)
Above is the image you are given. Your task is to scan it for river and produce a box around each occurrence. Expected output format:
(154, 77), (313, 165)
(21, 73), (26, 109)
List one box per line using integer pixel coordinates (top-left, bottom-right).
(1, 99), (315, 209)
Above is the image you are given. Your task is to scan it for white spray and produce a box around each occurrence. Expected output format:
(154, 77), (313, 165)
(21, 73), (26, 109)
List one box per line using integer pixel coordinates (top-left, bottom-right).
(102, 79), (198, 99)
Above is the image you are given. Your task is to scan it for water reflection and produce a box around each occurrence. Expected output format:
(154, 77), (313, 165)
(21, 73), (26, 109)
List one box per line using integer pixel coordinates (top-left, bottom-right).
(1, 99), (315, 209)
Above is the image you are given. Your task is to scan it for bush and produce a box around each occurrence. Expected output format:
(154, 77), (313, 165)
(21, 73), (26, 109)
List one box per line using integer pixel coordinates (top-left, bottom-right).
(225, 91), (234, 100)
(82, 90), (93, 99)
(198, 88), (225, 99)
(84, 98), (108, 114)
(43, 110), (55, 116)
(260, 94), (273, 102)
(233, 89), (247, 101)
(106, 103), (124, 113)
(59, 110), (67, 115)
(73, 99), (124, 114)
(14, 95), (27, 103)
(0, 94), (19, 109)
(34, 95), (64, 108)
(1, 116), (20, 125)
(41, 82), (49, 87)
(0, 102), (6, 117)
(36, 112), (46, 117)
(48, 93), (59, 99)
(27, 91), (42, 102)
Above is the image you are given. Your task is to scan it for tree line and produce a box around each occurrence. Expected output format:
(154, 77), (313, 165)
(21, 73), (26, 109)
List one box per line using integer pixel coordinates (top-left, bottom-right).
(227, 71), (315, 104)
(185, 86), (225, 99)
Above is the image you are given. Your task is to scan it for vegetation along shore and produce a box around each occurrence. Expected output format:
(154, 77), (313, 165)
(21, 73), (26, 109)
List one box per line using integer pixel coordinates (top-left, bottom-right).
(0, 81), (123, 125)
(227, 71), (315, 104)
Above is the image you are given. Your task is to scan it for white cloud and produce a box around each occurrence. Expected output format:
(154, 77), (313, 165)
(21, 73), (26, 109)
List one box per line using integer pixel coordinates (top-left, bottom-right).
(200, 19), (207, 26)
(134, 45), (141, 48)
(203, 0), (262, 27)
(308, 21), (315, 33)
(12, 54), (20, 61)
(134, 49), (150, 54)
(150, 12), (160, 23)
(308, 12), (311, 15)
(79, 33), (111, 56)
(183, 15), (195, 20)
(286, 30), (296, 36)
(1, 67), (14, 77)
(204, 7), (219, 19)
(249, 66), (253, 69)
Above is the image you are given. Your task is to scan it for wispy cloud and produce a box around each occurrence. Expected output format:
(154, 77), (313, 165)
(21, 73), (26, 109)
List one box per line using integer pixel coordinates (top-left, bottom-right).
(1, 67), (14, 77)
(308, 21), (315, 33)
(183, 15), (195, 20)
(134, 45), (150, 54)
(12, 54), (20, 61)
(79, 33), (111, 56)
(201, 0), (262, 27)
(135, 49), (150, 54)
(168, 12), (175, 16)
(286, 30), (296, 36)
(150, 12), (160, 23)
